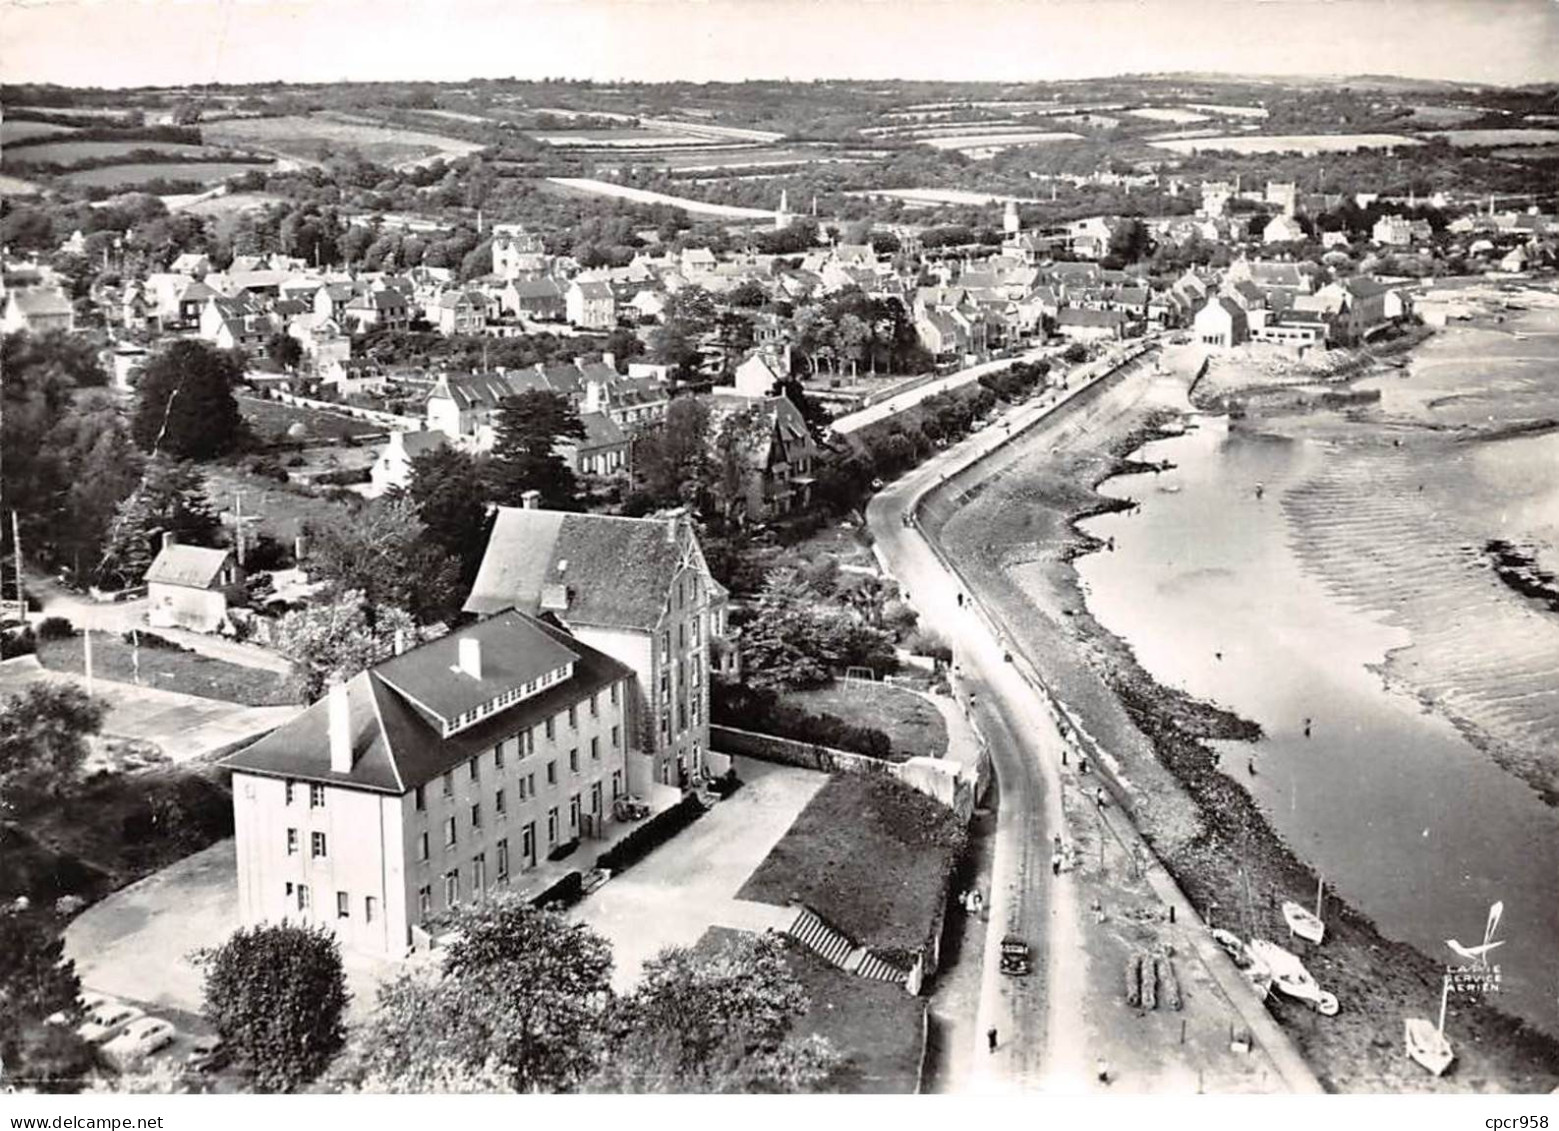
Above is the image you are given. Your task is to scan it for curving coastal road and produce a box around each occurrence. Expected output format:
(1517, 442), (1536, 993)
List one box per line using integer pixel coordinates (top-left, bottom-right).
(864, 343), (1323, 1093)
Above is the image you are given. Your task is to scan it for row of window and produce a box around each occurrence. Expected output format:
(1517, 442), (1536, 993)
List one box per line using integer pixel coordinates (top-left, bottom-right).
(283, 782), (328, 808)
(417, 729), (617, 811)
(659, 617), (704, 661)
(444, 663), (575, 735)
(284, 882), (375, 924)
(418, 777), (615, 860)
(285, 828), (327, 858)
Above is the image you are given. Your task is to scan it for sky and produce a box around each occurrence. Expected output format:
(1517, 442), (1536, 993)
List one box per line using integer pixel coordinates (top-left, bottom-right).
(2, 0), (1557, 89)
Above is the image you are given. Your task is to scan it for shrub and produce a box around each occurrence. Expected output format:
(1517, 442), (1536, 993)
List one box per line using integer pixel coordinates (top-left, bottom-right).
(905, 629), (952, 665)
(1, 626), (37, 660)
(36, 617), (75, 641)
(597, 794), (706, 874)
(531, 870), (583, 909)
(313, 467), (371, 487)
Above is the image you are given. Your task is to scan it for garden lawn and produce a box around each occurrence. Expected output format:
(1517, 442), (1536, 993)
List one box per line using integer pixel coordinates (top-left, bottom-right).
(37, 636), (294, 707)
(694, 926), (926, 1094)
(237, 395), (386, 443)
(200, 463), (358, 544)
(784, 681), (947, 762)
(737, 774), (963, 959)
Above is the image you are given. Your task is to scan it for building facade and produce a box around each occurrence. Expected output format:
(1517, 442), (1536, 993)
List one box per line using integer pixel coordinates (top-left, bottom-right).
(465, 503), (724, 793)
(225, 610), (636, 956)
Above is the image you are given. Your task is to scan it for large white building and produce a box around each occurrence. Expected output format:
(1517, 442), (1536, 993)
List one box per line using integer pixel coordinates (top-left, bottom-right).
(225, 610), (637, 956)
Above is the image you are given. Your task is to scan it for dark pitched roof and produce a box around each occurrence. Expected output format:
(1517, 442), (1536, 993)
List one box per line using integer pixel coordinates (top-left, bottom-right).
(1057, 307), (1127, 327)
(466, 509), (693, 631)
(223, 611), (632, 795)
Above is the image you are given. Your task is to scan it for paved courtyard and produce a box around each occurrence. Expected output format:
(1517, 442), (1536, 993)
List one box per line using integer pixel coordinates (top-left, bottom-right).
(573, 757), (828, 989)
(61, 757), (827, 1018)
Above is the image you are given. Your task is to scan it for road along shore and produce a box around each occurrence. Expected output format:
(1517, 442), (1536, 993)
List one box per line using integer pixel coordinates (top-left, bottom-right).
(918, 341), (1559, 1092)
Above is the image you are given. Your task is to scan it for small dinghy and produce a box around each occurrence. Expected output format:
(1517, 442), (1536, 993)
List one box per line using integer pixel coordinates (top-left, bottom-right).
(1211, 929), (1273, 1000)
(1405, 974), (1455, 1077)
(1404, 1017), (1454, 1077)
(1249, 939), (1339, 1016)
(1283, 901), (1326, 945)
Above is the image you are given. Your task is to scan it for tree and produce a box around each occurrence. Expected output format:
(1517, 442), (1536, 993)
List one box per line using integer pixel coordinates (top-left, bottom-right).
(267, 332), (303, 372)
(273, 591), (418, 703)
(634, 396), (711, 506)
(737, 570), (839, 691)
(0, 909), (82, 1029)
(488, 390), (587, 510)
(302, 496), (461, 623)
(344, 898), (612, 1093)
(0, 684), (104, 815)
(131, 340), (245, 460)
(406, 446), (491, 584)
(590, 932), (837, 1093)
(97, 457), (220, 588)
(199, 923), (349, 1093)
(3, 1019), (97, 1093)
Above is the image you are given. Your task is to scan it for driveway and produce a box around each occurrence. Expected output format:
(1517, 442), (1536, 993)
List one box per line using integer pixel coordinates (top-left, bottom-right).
(572, 757), (827, 990)
(64, 840), (400, 1023)
(0, 656), (298, 763)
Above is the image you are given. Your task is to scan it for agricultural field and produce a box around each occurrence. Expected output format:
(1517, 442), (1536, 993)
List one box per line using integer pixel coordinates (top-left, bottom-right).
(4, 140), (217, 166)
(170, 190), (289, 216)
(63, 162), (273, 188)
(1152, 132), (1423, 154)
(1430, 128), (1559, 147)
(921, 130), (1082, 153)
(202, 113), (484, 169)
(1122, 107), (1212, 124)
(0, 173), (42, 196)
(846, 187), (1042, 207)
(9, 104), (132, 121)
(534, 128), (729, 149)
(237, 395), (386, 445)
(1400, 104), (1486, 127)
(1, 119), (76, 144)
(1183, 102), (1270, 118)
(546, 176), (778, 218)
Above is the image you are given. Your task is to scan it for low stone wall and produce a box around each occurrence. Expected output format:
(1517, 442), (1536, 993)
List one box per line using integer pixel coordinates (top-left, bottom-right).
(266, 389), (423, 432)
(711, 724), (975, 820)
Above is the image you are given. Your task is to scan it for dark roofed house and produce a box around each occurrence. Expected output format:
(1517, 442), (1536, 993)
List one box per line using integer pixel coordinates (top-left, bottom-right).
(224, 609), (642, 956)
(144, 537), (244, 633)
(2, 288), (75, 335)
(556, 411), (629, 478)
(1055, 307), (1130, 342)
(466, 502), (727, 795)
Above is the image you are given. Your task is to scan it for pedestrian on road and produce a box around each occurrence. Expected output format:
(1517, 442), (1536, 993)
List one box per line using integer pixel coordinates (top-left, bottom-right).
(1078, 754), (1088, 775)
(987, 1027), (999, 1053)
(1096, 1058), (1111, 1084)
(1052, 853), (1062, 877)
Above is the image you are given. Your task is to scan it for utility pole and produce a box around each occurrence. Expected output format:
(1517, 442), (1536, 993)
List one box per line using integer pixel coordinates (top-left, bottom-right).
(234, 492), (246, 568)
(10, 511), (22, 622)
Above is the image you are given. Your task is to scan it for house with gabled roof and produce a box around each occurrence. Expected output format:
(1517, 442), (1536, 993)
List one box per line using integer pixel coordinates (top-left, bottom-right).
(566, 279), (616, 330)
(556, 411), (629, 478)
(224, 609), (640, 956)
(706, 389), (818, 521)
(344, 288), (412, 332)
(144, 534), (244, 633)
(466, 502), (726, 795)
(2, 288), (75, 336)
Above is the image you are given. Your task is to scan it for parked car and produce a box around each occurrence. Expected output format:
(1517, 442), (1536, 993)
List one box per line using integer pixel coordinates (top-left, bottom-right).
(77, 1002), (145, 1045)
(186, 1035), (229, 1074)
(1000, 936), (1033, 976)
(101, 1017), (176, 1067)
(47, 991), (115, 1027)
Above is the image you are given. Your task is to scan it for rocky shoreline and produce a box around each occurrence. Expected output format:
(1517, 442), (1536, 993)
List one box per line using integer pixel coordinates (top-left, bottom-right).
(933, 357), (1559, 1092)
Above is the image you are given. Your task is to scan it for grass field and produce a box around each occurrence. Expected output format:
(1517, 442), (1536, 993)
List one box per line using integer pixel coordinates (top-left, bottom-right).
(0, 174), (42, 196)
(1153, 132), (1423, 154)
(1, 120), (76, 144)
(203, 114), (484, 169)
(63, 162), (272, 187)
(200, 463), (359, 544)
(923, 131), (1082, 152)
(784, 681), (948, 762)
(1430, 128), (1559, 147)
(4, 140), (215, 165)
(172, 190), (289, 216)
(1123, 107), (1211, 124)
(36, 635), (294, 708)
(738, 774), (963, 957)
(238, 395), (386, 444)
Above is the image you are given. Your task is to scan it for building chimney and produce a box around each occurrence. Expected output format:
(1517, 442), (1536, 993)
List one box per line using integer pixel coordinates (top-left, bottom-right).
(161, 530), (176, 551)
(458, 636), (483, 680)
(328, 681), (353, 774)
(521, 489), (541, 510)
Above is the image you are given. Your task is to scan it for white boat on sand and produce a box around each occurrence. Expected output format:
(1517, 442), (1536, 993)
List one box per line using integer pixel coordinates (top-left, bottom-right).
(1283, 901), (1325, 945)
(1249, 939), (1339, 1016)
(1405, 975), (1455, 1077)
(1211, 928), (1273, 1000)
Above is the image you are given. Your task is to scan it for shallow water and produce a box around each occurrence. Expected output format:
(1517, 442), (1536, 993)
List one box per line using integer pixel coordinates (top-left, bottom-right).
(1077, 404), (1559, 1037)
